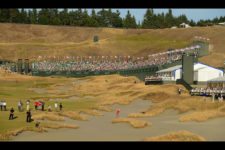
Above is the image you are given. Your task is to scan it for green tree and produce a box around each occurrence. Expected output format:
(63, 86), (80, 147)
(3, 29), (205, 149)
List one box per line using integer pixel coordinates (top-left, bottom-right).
(77, 9), (83, 26)
(81, 9), (91, 26)
(29, 9), (38, 24)
(89, 9), (99, 27)
(123, 10), (137, 28)
(49, 9), (60, 25)
(189, 19), (196, 26)
(19, 9), (28, 23)
(142, 8), (154, 28)
(164, 9), (174, 27)
(0, 9), (10, 22)
(9, 9), (20, 23)
(38, 9), (50, 25)
(97, 9), (108, 27)
(111, 10), (123, 28)
(59, 9), (70, 25)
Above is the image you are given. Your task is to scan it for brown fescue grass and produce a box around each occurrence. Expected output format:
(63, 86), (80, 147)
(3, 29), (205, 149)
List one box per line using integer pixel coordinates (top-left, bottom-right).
(130, 95), (225, 122)
(0, 123), (78, 141)
(128, 108), (164, 118)
(79, 109), (103, 116)
(92, 105), (113, 112)
(143, 130), (206, 141)
(0, 127), (47, 141)
(179, 110), (225, 122)
(0, 68), (34, 81)
(112, 118), (151, 128)
(32, 112), (65, 121)
(41, 123), (79, 130)
(58, 111), (88, 121)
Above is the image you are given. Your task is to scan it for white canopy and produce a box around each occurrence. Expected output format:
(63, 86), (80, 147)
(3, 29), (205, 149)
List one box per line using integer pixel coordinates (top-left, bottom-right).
(208, 76), (225, 83)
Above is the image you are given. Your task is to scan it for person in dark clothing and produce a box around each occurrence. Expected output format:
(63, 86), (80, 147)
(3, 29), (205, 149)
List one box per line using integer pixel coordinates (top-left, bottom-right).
(26, 110), (32, 122)
(41, 102), (45, 111)
(0, 100), (2, 111)
(35, 104), (37, 110)
(59, 103), (63, 111)
(3, 101), (6, 111)
(20, 100), (23, 112)
(9, 108), (14, 120)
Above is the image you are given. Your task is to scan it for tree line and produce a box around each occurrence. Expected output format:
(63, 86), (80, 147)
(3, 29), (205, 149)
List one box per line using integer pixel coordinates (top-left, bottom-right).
(0, 9), (224, 29)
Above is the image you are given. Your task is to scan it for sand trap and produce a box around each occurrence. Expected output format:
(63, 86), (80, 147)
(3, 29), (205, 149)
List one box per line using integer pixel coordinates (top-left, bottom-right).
(12, 99), (225, 141)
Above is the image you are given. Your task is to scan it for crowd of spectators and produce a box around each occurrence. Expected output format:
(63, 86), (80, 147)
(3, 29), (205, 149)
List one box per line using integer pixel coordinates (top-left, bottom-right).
(31, 45), (200, 72)
(190, 87), (225, 96)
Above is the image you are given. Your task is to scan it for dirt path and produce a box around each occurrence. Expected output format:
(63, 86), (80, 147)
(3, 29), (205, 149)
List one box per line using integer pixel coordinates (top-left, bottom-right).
(12, 99), (225, 141)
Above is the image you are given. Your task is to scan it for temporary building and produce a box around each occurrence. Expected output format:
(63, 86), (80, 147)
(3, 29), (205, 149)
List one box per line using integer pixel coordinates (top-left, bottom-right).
(156, 63), (224, 83)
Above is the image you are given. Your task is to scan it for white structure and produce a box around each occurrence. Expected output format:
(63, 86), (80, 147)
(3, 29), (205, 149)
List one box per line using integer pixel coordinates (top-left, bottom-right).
(180, 23), (191, 28)
(171, 26), (178, 29)
(156, 63), (224, 82)
(218, 22), (225, 26)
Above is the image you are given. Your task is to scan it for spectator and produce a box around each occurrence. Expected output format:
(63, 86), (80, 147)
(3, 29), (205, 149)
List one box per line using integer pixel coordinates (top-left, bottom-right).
(59, 103), (63, 111)
(31, 45), (200, 73)
(26, 100), (30, 111)
(0, 100), (2, 111)
(20, 100), (23, 111)
(34, 101), (41, 110)
(3, 101), (6, 111)
(9, 107), (14, 120)
(18, 101), (22, 112)
(41, 101), (45, 111)
(26, 110), (32, 122)
(55, 102), (58, 111)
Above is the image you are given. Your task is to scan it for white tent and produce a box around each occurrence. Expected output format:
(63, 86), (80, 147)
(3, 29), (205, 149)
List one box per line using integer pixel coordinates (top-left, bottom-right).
(218, 22), (225, 26)
(180, 23), (191, 28)
(208, 76), (225, 83)
(156, 63), (224, 82)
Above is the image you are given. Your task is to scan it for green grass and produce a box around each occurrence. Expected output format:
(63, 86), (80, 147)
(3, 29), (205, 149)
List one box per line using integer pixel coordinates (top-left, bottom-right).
(0, 111), (34, 133)
(0, 76), (98, 135)
(0, 99), (97, 134)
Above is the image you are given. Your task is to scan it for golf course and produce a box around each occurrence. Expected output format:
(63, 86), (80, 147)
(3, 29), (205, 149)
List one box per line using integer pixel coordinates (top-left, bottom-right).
(0, 23), (225, 141)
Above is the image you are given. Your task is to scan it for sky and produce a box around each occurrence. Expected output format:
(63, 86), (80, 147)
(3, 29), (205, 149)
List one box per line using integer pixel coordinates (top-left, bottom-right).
(86, 9), (225, 23)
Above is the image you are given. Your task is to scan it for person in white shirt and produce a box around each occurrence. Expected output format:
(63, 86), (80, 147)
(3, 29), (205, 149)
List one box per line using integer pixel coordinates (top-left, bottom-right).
(54, 102), (58, 111)
(3, 101), (6, 111)
(18, 101), (22, 112)
(26, 100), (30, 111)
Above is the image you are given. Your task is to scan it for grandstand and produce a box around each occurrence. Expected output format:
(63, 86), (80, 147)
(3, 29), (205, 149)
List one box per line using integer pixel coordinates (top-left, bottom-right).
(0, 40), (208, 81)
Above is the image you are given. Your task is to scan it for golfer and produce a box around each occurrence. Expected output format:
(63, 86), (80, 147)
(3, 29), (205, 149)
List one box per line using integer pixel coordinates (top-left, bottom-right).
(115, 108), (121, 118)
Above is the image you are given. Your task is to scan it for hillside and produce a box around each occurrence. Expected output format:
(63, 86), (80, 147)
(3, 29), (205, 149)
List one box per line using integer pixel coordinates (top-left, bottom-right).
(0, 23), (224, 67)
